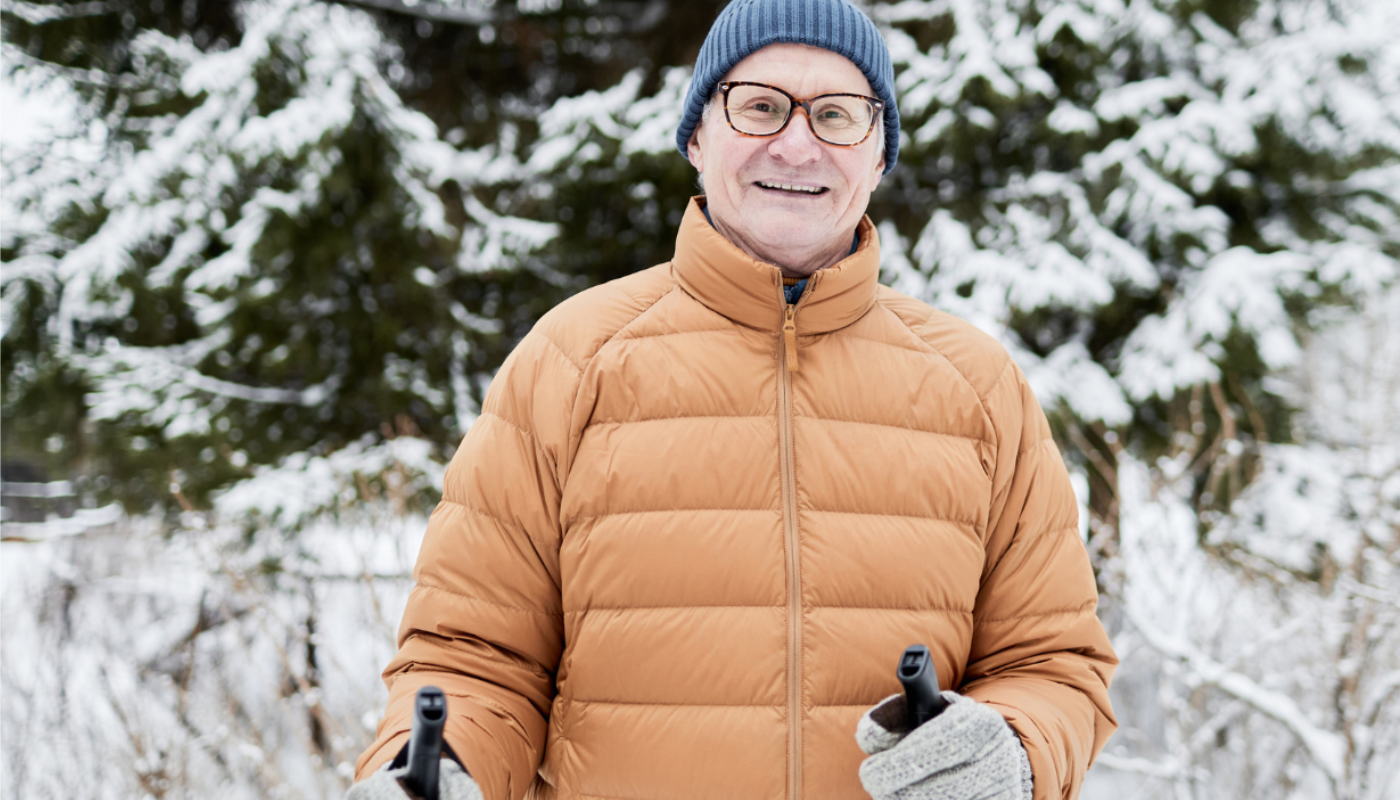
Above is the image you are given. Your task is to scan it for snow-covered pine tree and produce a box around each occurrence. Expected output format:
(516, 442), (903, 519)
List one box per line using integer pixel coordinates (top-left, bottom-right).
(871, 0), (1398, 544)
(361, 0), (726, 295)
(2, 0), (553, 516)
(2, 0), (241, 497)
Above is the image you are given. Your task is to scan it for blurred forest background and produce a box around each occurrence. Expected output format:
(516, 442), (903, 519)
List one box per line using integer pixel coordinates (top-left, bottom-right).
(1, 0), (1397, 797)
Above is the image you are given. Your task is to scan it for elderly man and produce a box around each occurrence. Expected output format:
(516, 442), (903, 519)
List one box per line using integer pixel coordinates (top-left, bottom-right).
(350, 1), (1117, 799)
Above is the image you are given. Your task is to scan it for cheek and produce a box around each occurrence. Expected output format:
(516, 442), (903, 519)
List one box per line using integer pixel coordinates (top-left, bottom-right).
(838, 155), (879, 194)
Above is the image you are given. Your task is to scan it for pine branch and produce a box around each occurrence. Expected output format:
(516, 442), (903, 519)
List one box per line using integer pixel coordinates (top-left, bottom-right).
(2, 42), (135, 87)
(318, 0), (670, 32)
(616, 0), (667, 33)
(318, 0), (501, 26)
(2, 1), (115, 25)
(175, 368), (339, 406)
(1362, 670), (1400, 728)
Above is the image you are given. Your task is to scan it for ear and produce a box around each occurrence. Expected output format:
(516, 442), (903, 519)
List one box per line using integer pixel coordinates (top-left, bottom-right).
(870, 151), (885, 187)
(687, 125), (706, 173)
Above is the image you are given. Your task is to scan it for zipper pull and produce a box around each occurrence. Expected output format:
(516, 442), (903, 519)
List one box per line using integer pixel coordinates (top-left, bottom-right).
(783, 304), (799, 373)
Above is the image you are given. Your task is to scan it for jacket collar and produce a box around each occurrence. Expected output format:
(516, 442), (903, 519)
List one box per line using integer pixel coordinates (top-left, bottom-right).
(672, 197), (881, 334)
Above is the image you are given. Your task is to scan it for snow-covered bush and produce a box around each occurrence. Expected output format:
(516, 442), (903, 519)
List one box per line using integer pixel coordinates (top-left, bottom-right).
(1, 509), (422, 798)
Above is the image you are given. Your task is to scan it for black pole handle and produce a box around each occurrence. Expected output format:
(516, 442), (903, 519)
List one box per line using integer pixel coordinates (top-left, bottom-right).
(898, 644), (948, 728)
(403, 686), (447, 800)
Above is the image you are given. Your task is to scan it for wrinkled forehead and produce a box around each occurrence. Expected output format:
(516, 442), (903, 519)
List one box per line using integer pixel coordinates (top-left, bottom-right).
(719, 43), (875, 98)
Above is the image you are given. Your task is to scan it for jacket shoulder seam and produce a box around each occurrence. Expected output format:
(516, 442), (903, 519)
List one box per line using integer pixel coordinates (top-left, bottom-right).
(877, 302), (1011, 436)
(541, 266), (678, 377)
(828, 329), (937, 357)
(563, 283), (685, 466)
(537, 332), (585, 376)
(590, 284), (687, 357)
(910, 305), (1015, 407)
(981, 354), (1017, 405)
(475, 411), (558, 485)
(579, 282), (681, 367)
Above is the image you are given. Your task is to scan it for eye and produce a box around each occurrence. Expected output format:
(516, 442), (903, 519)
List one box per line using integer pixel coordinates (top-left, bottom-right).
(813, 101), (858, 124)
(737, 97), (784, 115)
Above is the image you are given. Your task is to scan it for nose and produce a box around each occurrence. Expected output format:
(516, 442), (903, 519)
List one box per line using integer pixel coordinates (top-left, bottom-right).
(766, 106), (824, 166)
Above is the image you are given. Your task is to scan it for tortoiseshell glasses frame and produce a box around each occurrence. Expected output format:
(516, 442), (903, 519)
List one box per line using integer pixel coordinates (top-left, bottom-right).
(718, 81), (885, 147)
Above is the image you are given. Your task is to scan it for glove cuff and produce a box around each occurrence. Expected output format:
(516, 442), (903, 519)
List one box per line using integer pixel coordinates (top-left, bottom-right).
(1007, 724), (1034, 800)
(388, 740), (468, 775)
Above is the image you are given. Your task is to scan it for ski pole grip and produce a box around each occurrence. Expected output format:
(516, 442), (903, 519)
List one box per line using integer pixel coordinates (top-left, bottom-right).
(404, 686), (447, 800)
(898, 644), (948, 729)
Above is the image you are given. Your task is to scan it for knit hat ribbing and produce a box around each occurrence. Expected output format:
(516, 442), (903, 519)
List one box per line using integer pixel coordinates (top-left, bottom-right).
(676, 0), (899, 174)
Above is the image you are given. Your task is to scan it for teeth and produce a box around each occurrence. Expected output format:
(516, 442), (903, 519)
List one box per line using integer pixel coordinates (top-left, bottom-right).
(759, 182), (822, 194)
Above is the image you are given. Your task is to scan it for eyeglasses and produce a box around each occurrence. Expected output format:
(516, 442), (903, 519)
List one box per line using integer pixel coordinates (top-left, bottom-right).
(718, 81), (885, 147)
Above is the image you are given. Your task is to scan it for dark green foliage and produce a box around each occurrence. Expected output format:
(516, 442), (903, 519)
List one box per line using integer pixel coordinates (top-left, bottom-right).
(3, 0), (1394, 531)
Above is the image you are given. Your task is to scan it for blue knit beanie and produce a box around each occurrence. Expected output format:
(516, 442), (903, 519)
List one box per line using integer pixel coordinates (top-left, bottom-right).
(676, 0), (899, 174)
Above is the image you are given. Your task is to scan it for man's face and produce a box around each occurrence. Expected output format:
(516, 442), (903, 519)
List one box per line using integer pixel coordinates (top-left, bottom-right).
(688, 43), (885, 277)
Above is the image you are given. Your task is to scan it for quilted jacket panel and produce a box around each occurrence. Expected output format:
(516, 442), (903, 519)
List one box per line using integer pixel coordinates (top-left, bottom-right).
(357, 199), (1117, 800)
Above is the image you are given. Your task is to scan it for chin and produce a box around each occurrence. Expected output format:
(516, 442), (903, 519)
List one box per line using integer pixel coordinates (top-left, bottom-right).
(750, 229), (825, 257)
(749, 205), (832, 231)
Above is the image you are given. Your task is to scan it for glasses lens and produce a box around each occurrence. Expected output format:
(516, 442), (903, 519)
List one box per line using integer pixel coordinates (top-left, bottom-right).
(726, 85), (792, 135)
(809, 96), (877, 145)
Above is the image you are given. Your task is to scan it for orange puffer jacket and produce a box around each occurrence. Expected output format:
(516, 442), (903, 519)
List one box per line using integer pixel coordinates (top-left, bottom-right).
(357, 198), (1117, 800)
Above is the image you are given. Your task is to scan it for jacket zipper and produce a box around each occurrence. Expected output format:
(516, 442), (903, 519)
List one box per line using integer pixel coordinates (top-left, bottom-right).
(778, 283), (803, 800)
(783, 305), (799, 373)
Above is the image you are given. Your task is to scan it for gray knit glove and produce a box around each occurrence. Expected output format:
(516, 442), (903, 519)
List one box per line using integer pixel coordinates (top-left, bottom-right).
(345, 759), (483, 800)
(856, 692), (1034, 800)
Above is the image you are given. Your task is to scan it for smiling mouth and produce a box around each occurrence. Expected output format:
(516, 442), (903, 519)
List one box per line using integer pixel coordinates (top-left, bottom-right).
(756, 181), (828, 196)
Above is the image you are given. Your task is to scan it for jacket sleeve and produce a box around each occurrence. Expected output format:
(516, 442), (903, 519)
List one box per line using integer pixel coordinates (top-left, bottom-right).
(960, 359), (1118, 800)
(354, 331), (578, 800)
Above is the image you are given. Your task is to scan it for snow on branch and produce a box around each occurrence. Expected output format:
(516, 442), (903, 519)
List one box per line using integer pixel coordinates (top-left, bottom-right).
(215, 434), (444, 531)
(1124, 601), (1347, 781)
(3, 1), (115, 25)
(321, 0), (499, 26)
(1, 42), (136, 88)
(170, 365), (337, 406)
(322, 0), (670, 30)
(1117, 247), (1316, 402)
(82, 339), (340, 437)
(1362, 671), (1400, 727)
